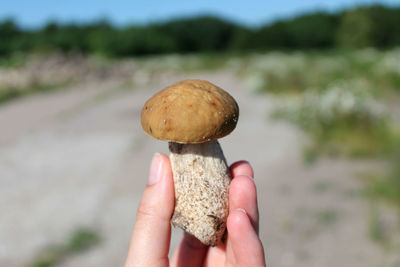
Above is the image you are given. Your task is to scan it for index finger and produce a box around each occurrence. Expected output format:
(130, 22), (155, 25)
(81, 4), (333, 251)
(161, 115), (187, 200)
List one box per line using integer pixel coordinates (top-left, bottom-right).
(229, 160), (258, 231)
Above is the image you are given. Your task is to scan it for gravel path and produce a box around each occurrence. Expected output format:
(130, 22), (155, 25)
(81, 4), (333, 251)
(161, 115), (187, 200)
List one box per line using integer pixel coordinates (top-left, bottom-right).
(0, 71), (394, 266)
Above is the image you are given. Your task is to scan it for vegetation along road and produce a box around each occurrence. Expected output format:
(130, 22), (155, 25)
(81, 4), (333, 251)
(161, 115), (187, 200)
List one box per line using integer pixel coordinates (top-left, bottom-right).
(1, 52), (399, 266)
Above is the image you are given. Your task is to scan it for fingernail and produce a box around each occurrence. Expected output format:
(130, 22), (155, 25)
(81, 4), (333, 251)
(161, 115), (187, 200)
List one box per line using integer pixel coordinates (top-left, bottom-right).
(148, 153), (162, 185)
(245, 174), (254, 180)
(236, 208), (247, 214)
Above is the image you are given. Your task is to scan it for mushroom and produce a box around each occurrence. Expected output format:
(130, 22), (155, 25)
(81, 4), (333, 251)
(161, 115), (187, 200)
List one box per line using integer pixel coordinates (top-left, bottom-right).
(141, 79), (239, 246)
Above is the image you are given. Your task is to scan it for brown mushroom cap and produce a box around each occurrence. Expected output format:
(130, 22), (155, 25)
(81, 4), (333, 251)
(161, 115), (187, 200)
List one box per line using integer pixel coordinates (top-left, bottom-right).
(141, 79), (239, 144)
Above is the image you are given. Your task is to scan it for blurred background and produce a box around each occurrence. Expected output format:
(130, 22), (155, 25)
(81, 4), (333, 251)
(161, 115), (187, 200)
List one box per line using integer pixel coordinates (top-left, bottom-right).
(1, 0), (400, 266)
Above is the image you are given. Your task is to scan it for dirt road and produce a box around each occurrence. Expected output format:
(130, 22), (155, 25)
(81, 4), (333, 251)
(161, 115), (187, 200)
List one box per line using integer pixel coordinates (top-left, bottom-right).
(0, 71), (395, 266)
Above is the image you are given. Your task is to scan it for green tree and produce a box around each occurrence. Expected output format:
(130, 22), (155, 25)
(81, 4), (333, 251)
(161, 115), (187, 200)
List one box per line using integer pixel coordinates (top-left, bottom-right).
(252, 21), (293, 49)
(368, 5), (400, 48)
(286, 12), (338, 48)
(156, 16), (239, 52)
(0, 19), (20, 56)
(336, 8), (374, 48)
(113, 26), (176, 56)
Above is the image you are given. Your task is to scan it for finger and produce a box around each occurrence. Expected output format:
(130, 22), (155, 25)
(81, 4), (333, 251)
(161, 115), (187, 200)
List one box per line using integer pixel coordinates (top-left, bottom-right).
(225, 171), (260, 265)
(170, 232), (208, 267)
(229, 175), (259, 232)
(203, 237), (228, 266)
(125, 153), (174, 267)
(227, 209), (266, 267)
(230, 160), (254, 178)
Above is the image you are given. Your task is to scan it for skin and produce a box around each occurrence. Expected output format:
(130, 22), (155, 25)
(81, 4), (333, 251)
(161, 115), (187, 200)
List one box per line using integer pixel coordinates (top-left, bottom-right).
(125, 153), (266, 267)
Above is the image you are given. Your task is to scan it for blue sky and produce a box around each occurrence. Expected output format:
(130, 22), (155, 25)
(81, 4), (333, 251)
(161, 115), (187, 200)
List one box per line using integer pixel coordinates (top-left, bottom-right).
(1, 0), (399, 28)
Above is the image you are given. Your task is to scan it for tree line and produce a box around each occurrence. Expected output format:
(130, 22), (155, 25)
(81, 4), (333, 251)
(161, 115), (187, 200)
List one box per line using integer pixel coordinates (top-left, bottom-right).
(1, 5), (399, 57)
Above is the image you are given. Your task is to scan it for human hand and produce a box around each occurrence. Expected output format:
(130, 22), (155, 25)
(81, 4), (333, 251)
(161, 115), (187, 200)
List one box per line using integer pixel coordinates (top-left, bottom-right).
(125, 153), (266, 267)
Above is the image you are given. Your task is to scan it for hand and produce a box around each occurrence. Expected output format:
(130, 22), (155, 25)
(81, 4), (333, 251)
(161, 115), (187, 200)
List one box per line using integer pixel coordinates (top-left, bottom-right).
(125, 153), (266, 267)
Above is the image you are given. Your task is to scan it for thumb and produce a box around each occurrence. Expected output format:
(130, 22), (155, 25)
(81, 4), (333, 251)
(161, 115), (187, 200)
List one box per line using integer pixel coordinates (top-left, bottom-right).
(125, 153), (175, 267)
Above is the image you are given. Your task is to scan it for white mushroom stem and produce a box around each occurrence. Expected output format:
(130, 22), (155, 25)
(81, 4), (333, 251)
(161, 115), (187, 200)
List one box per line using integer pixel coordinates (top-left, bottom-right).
(169, 140), (231, 246)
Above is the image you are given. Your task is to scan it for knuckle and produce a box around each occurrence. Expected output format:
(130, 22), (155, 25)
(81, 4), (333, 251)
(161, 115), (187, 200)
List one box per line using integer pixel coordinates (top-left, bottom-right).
(136, 203), (170, 223)
(137, 204), (157, 219)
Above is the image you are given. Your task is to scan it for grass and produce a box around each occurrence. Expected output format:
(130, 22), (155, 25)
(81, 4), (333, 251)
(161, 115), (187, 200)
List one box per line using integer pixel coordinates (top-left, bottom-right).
(240, 49), (400, 96)
(0, 52), (233, 107)
(365, 176), (400, 208)
(367, 203), (388, 245)
(360, 145), (400, 249)
(363, 145), (400, 209)
(243, 49), (400, 216)
(0, 53), (26, 69)
(29, 227), (100, 267)
(314, 209), (338, 226)
(242, 50), (400, 175)
(312, 181), (333, 194)
(2, 49), (400, 213)
(303, 119), (394, 160)
(236, 49), (399, 162)
(272, 91), (395, 160)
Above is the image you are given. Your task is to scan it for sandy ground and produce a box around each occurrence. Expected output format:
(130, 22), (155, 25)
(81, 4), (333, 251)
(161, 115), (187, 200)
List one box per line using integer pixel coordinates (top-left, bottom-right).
(0, 71), (398, 266)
